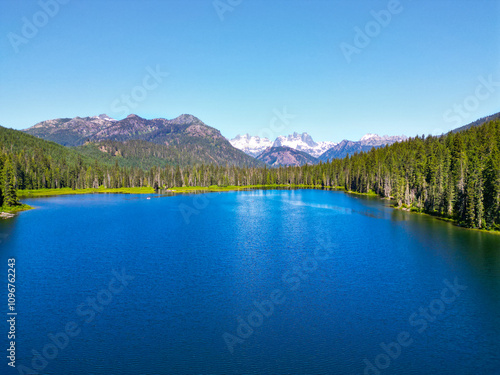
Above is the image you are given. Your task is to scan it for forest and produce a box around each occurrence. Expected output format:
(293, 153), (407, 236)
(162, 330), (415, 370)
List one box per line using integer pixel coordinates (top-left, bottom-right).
(1, 120), (499, 230)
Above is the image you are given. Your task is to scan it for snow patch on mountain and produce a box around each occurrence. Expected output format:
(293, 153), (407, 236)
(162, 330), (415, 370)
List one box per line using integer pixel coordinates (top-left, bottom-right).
(230, 131), (407, 159)
(360, 133), (377, 141)
(272, 132), (336, 157)
(93, 114), (118, 122)
(359, 133), (408, 146)
(229, 134), (273, 157)
(230, 132), (336, 158)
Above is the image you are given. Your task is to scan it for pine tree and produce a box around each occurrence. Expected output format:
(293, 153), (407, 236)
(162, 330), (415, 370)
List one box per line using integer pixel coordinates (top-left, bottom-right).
(2, 158), (18, 207)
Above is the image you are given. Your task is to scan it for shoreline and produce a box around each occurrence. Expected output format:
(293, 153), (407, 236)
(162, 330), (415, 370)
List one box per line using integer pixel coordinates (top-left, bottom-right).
(0, 204), (34, 219)
(13, 186), (500, 234)
(17, 187), (156, 198)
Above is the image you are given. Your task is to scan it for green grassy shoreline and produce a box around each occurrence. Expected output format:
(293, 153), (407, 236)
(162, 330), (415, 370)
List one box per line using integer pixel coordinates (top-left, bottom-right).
(17, 184), (331, 197)
(17, 187), (156, 198)
(11, 186), (500, 234)
(0, 204), (34, 218)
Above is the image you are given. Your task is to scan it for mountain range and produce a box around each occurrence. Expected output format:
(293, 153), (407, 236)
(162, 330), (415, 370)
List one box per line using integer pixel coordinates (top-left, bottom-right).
(230, 132), (407, 164)
(23, 114), (263, 168)
(230, 132), (335, 158)
(20, 111), (494, 168)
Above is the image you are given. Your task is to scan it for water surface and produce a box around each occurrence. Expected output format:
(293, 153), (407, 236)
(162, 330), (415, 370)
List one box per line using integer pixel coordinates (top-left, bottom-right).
(1, 190), (499, 374)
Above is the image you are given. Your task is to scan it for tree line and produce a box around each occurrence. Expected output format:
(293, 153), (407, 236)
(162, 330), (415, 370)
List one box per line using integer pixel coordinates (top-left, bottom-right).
(1, 120), (499, 229)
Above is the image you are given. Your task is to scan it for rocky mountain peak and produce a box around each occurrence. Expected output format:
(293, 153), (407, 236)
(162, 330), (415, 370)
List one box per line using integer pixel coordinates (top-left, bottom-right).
(171, 114), (202, 125)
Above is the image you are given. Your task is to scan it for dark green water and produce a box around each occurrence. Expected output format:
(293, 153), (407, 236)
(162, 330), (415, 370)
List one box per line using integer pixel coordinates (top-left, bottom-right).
(1, 190), (499, 374)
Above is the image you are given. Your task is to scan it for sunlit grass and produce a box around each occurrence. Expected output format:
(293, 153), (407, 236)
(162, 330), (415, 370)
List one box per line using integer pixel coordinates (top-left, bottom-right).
(17, 187), (155, 197)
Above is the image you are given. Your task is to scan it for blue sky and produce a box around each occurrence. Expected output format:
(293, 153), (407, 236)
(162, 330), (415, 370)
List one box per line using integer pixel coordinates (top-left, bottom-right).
(1, 0), (499, 142)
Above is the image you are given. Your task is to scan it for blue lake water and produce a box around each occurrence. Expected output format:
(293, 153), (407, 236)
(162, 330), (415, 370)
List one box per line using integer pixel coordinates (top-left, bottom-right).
(1, 189), (499, 374)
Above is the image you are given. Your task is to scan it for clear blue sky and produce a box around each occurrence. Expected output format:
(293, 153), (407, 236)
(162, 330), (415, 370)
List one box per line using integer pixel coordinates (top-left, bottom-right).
(1, 0), (499, 142)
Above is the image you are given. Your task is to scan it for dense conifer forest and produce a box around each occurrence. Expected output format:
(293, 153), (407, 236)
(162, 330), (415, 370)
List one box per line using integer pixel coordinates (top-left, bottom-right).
(1, 120), (498, 230)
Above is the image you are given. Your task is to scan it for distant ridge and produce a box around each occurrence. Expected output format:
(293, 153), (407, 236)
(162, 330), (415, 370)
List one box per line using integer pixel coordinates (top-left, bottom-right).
(451, 111), (500, 133)
(318, 134), (407, 161)
(256, 146), (319, 167)
(231, 131), (406, 160)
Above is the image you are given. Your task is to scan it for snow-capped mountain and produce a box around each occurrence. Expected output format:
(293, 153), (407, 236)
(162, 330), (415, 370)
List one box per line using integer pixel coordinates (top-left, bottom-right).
(229, 134), (273, 157)
(93, 114), (118, 122)
(272, 132), (336, 158)
(359, 133), (407, 146)
(230, 132), (407, 160)
(230, 132), (335, 158)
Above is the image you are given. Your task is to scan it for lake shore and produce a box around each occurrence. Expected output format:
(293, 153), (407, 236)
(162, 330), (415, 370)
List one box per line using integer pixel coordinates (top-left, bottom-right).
(14, 185), (500, 234)
(0, 204), (34, 219)
(17, 184), (338, 197)
(17, 187), (156, 197)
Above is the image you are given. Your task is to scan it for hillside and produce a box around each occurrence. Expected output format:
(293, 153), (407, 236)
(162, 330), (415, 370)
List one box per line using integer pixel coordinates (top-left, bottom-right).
(319, 140), (376, 161)
(319, 134), (407, 161)
(24, 114), (263, 167)
(451, 111), (500, 133)
(0, 125), (95, 166)
(256, 146), (319, 166)
(75, 138), (263, 169)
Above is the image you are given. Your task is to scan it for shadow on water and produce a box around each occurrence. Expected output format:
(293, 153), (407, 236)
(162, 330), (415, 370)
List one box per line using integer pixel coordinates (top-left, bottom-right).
(390, 206), (500, 300)
(0, 217), (18, 252)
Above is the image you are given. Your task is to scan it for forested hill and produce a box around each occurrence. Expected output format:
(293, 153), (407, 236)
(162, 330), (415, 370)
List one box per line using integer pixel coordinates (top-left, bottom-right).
(0, 125), (94, 165)
(451, 112), (500, 133)
(1, 117), (499, 230)
(331, 118), (500, 230)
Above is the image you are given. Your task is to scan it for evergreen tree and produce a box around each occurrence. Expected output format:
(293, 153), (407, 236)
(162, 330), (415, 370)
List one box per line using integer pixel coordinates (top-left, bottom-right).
(2, 158), (18, 207)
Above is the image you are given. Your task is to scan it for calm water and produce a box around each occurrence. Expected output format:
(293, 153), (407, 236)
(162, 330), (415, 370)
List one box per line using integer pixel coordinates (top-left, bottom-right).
(1, 190), (499, 375)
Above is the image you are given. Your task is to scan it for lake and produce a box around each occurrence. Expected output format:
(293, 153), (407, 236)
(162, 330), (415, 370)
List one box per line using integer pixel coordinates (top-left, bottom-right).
(1, 189), (499, 374)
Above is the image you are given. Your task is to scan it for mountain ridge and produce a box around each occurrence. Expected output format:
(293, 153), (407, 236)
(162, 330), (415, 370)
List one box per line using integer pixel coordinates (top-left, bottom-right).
(23, 114), (263, 168)
(256, 146), (319, 167)
(451, 111), (500, 133)
(230, 131), (407, 161)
